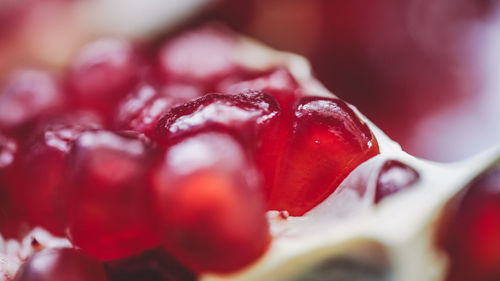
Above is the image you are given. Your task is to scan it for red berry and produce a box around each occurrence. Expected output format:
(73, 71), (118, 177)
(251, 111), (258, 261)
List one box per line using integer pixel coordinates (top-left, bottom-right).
(68, 39), (138, 114)
(268, 96), (379, 215)
(0, 69), (64, 132)
(114, 83), (193, 136)
(438, 166), (500, 281)
(152, 132), (270, 273)
(152, 91), (280, 146)
(0, 133), (26, 238)
(105, 248), (197, 281)
(13, 248), (107, 281)
(157, 25), (238, 90)
(64, 131), (161, 261)
(375, 160), (419, 203)
(15, 115), (101, 236)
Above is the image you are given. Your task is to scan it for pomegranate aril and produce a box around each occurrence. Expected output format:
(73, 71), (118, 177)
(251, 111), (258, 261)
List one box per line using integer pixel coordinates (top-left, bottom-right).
(219, 68), (303, 118)
(105, 248), (197, 281)
(0, 69), (64, 133)
(152, 132), (270, 273)
(0, 133), (26, 238)
(14, 116), (101, 236)
(152, 91), (280, 147)
(269, 96), (379, 216)
(13, 248), (107, 281)
(64, 130), (161, 261)
(114, 83), (192, 136)
(68, 39), (138, 114)
(157, 25), (238, 91)
(374, 160), (420, 204)
(438, 166), (500, 281)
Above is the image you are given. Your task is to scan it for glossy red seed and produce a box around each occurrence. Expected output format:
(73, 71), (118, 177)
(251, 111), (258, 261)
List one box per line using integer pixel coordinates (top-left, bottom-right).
(374, 160), (420, 203)
(152, 91), (280, 147)
(68, 39), (138, 113)
(114, 83), (195, 136)
(105, 248), (197, 281)
(64, 131), (161, 261)
(438, 167), (500, 281)
(157, 25), (238, 90)
(13, 248), (107, 281)
(0, 69), (63, 132)
(15, 115), (101, 236)
(268, 96), (379, 215)
(152, 132), (270, 273)
(0, 133), (26, 238)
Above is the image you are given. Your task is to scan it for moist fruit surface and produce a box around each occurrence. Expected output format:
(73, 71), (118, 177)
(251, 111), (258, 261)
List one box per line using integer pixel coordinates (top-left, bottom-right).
(0, 24), (387, 280)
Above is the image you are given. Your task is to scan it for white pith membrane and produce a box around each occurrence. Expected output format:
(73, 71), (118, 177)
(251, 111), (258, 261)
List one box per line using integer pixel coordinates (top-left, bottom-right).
(1, 33), (499, 281)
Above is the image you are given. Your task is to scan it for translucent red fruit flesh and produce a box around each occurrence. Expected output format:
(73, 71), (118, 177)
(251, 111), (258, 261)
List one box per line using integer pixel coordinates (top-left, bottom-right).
(374, 160), (420, 204)
(157, 25), (238, 90)
(13, 248), (107, 281)
(114, 83), (195, 136)
(68, 39), (138, 114)
(105, 248), (197, 281)
(438, 166), (500, 281)
(14, 115), (101, 236)
(0, 133), (26, 238)
(152, 132), (270, 273)
(0, 69), (64, 133)
(152, 91), (280, 147)
(64, 131), (161, 261)
(268, 96), (379, 216)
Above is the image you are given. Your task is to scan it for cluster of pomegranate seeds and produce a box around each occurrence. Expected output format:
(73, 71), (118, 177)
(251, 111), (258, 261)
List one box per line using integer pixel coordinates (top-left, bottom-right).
(0, 24), (382, 279)
(13, 248), (107, 281)
(438, 166), (500, 281)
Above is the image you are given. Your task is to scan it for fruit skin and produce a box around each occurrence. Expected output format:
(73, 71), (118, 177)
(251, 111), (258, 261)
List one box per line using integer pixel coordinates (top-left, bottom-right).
(63, 130), (161, 261)
(152, 132), (270, 273)
(13, 248), (107, 281)
(268, 96), (379, 216)
(438, 166), (500, 281)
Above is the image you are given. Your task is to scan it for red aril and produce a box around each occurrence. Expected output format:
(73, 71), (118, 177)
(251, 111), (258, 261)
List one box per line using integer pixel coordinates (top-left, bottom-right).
(0, 69), (64, 134)
(63, 131), (161, 261)
(151, 132), (270, 273)
(438, 166), (500, 281)
(14, 114), (101, 236)
(268, 96), (379, 215)
(67, 39), (138, 115)
(114, 83), (195, 136)
(157, 25), (238, 91)
(0, 133), (26, 238)
(152, 91), (280, 146)
(375, 160), (420, 204)
(13, 248), (107, 281)
(104, 248), (197, 281)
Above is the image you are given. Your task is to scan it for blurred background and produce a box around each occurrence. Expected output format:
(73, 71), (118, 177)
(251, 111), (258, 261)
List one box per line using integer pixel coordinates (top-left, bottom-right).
(1, 0), (500, 162)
